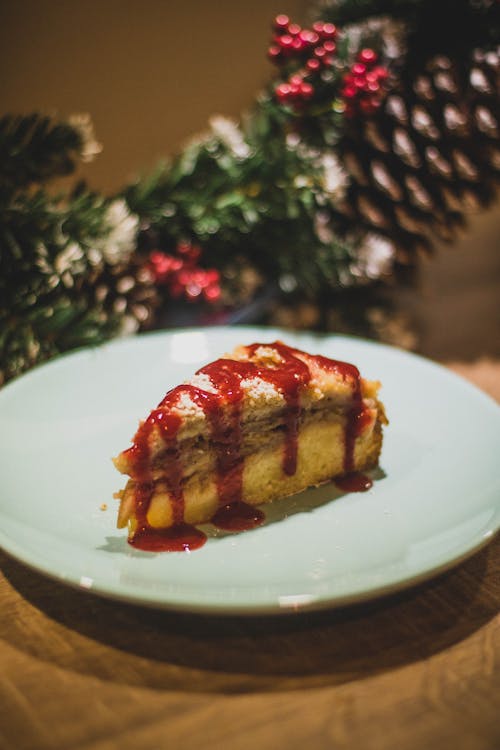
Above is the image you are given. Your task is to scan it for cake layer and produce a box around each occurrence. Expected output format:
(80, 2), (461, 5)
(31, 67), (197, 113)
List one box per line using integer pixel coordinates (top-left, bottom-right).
(117, 414), (383, 532)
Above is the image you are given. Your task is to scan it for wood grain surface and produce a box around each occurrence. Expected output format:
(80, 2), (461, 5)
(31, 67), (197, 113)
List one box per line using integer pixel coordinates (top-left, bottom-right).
(1, 361), (499, 750)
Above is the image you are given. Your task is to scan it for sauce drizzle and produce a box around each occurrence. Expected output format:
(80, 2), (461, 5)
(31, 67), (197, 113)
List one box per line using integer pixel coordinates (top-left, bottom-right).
(124, 341), (371, 551)
(211, 501), (265, 532)
(335, 472), (373, 493)
(130, 522), (207, 552)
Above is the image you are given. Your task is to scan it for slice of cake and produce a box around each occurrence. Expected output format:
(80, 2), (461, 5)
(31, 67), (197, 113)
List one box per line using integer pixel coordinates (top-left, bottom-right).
(113, 340), (387, 550)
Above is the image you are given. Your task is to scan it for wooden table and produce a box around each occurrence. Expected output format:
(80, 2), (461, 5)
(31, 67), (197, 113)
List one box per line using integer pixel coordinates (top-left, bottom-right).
(1, 359), (499, 750)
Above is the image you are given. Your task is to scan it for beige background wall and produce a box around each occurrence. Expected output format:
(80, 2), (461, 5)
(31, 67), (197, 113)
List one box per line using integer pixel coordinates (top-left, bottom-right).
(0, 0), (306, 192)
(1, 0), (498, 360)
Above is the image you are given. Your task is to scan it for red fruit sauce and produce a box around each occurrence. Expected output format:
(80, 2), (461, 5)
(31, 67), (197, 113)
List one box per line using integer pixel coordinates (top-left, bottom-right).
(335, 472), (373, 493)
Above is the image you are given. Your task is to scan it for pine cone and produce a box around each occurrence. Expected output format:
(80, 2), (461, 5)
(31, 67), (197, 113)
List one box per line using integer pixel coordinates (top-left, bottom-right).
(0, 249), (159, 386)
(338, 46), (500, 268)
(88, 253), (160, 336)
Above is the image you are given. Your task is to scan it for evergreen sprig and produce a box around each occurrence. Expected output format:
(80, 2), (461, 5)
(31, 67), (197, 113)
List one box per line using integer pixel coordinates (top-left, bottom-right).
(0, 113), (89, 193)
(0, 113), (141, 384)
(0, 185), (125, 382)
(125, 98), (356, 295)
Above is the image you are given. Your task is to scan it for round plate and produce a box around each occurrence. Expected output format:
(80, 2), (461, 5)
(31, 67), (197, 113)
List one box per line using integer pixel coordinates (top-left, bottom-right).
(1, 327), (499, 614)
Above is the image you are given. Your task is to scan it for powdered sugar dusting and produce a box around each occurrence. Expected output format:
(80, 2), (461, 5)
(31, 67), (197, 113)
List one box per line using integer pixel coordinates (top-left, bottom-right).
(241, 376), (281, 402)
(189, 372), (217, 393)
(174, 390), (206, 420)
(252, 345), (284, 365)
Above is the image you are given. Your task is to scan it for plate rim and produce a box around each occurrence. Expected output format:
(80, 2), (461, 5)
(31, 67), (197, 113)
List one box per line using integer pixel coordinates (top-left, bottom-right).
(0, 525), (498, 616)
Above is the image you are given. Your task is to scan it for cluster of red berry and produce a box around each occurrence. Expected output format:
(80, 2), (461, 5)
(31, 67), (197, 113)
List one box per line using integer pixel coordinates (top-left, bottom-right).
(269, 15), (339, 109)
(149, 242), (221, 303)
(340, 48), (390, 117)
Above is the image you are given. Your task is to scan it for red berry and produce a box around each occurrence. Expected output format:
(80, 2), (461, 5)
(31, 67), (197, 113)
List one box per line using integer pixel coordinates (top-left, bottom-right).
(312, 21), (324, 35)
(172, 258), (183, 272)
(275, 83), (291, 101)
(342, 85), (357, 99)
(353, 76), (367, 90)
(306, 57), (321, 72)
(204, 283), (221, 302)
(268, 44), (282, 61)
(288, 23), (301, 36)
(323, 40), (336, 53)
(274, 14), (290, 31)
(358, 48), (377, 65)
(299, 29), (319, 45)
(314, 46), (327, 59)
(197, 271), (210, 288)
(150, 250), (165, 264)
(372, 65), (389, 80)
(299, 82), (314, 99)
(205, 269), (220, 284)
(177, 268), (191, 285)
(149, 252), (183, 284)
(352, 62), (366, 76)
(322, 23), (337, 38)
(279, 34), (294, 50)
(291, 37), (304, 51)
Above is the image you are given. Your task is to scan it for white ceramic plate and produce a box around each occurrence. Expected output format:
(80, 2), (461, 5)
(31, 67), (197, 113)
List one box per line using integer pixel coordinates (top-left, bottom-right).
(1, 326), (499, 615)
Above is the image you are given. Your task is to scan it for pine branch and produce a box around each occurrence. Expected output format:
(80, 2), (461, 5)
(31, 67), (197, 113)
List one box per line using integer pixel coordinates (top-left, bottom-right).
(124, 98), (356, 294)
(0, 111), (158, 384)
(0, 187), (129, 383)
(0, 113), (99, 192)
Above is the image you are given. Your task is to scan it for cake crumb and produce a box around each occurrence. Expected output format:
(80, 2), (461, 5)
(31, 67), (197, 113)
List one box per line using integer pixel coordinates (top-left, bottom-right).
(252, 345), (284, 366)
(100, 503), (108, 511)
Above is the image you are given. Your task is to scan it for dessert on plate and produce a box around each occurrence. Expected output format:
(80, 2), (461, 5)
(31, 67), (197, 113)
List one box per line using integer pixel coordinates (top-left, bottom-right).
(113, 340), (387, 550)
